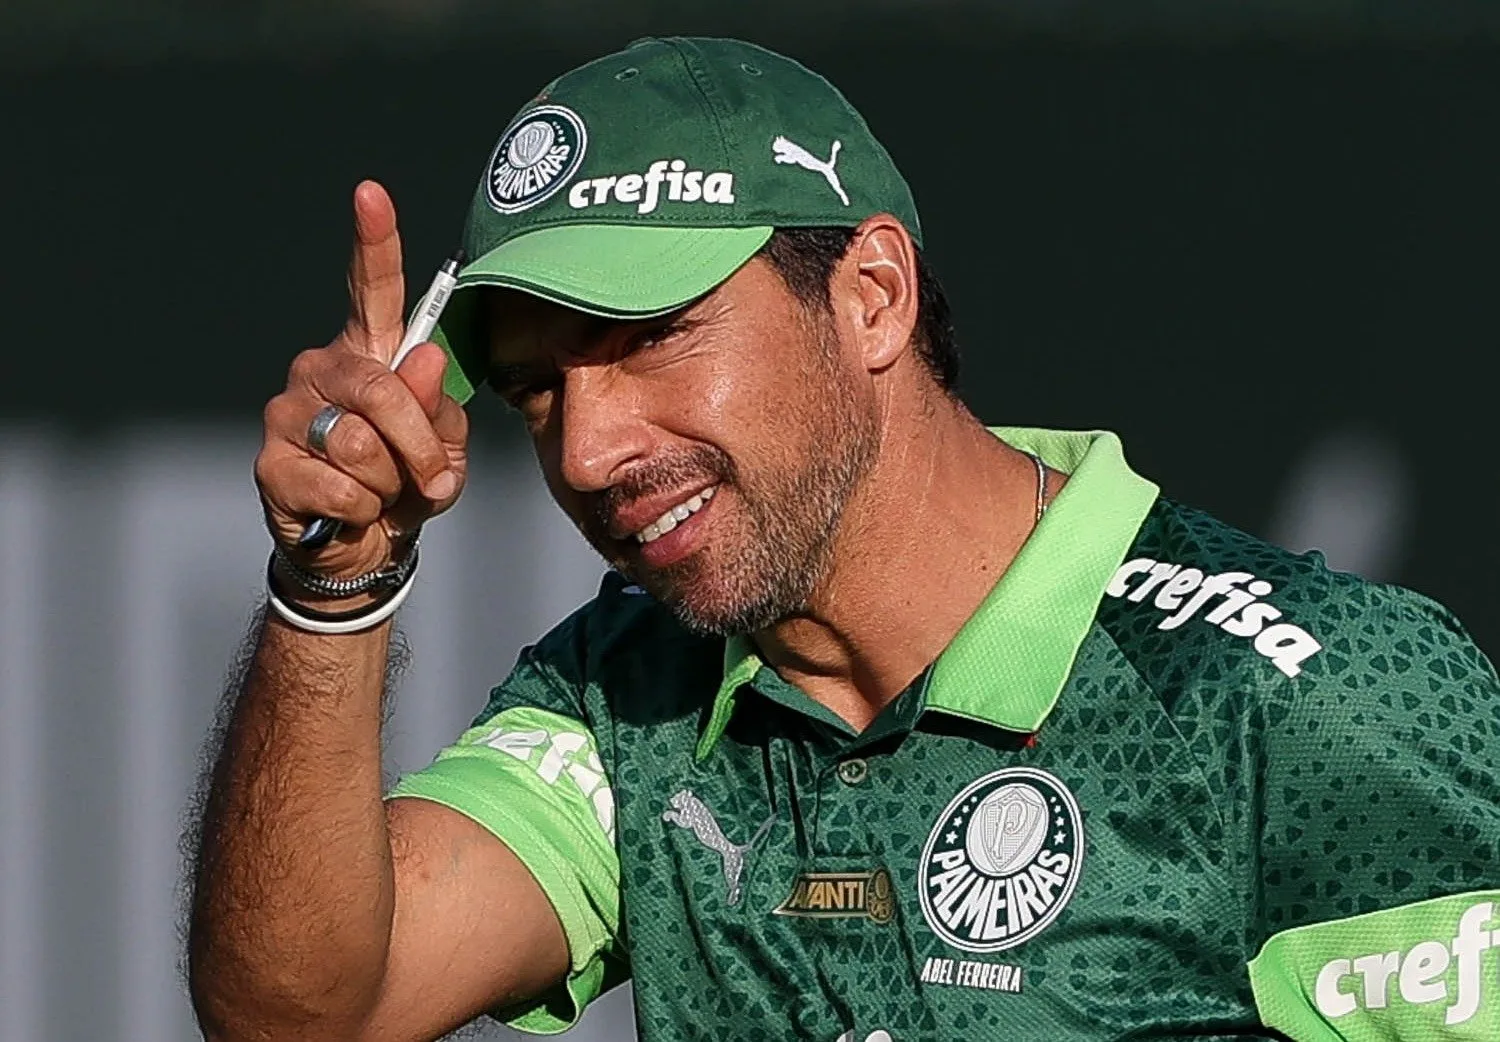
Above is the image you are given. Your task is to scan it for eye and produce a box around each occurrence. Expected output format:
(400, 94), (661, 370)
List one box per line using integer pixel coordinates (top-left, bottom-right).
(631, 317), (691, 352)
(511, 386), (559, 431)
(518, 379), (558, 406)
(633, 326), (672, 350)
(495, 372), (559, 412)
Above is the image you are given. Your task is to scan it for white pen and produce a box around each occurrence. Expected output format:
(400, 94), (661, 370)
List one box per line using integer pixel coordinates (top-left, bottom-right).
(297, 248), (468, 551)
(390, 249), (467, 369)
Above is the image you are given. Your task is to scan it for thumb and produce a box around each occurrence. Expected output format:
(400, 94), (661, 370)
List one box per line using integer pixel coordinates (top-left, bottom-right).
(394, 341), (451, 419)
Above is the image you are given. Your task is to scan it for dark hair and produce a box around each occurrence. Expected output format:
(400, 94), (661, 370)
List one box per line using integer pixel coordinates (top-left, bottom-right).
(759, 226), (959, 393)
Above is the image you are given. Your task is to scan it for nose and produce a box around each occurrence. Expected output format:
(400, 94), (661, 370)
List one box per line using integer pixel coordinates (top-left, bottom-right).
(556, 365), (652, 493)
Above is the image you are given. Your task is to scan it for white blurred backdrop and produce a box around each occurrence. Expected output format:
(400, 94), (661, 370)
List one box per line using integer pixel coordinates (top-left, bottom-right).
(0, 426), (636, 1042)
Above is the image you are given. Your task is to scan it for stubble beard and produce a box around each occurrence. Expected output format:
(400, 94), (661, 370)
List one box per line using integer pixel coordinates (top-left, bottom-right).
(597, 335), (880, 637)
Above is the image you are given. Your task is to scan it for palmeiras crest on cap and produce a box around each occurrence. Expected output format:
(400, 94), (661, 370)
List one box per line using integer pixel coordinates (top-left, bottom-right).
(484, 105), (589, 215)
(919, 767), (1084, 953)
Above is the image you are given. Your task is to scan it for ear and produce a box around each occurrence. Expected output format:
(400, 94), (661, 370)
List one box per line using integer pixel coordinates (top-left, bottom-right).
(839, 214), (920, 374)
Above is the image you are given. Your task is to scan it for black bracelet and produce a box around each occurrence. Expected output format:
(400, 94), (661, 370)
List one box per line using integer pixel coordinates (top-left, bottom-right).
(265, 547), (419, 634)
(272, 532), (420, 599)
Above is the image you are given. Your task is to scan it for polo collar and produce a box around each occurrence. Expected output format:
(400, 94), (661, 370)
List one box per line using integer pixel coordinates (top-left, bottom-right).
(696, 428), (1158, 759)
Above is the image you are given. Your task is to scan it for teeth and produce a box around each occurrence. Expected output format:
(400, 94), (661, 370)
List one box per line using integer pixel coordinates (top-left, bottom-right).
(634, 485), (717, 543)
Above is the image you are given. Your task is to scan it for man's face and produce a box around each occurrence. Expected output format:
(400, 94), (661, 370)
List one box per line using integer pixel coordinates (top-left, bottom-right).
(486, 257), (879, 635)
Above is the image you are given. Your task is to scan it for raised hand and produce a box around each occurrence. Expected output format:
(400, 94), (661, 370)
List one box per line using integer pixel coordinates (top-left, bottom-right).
(255, 180), (470, 587)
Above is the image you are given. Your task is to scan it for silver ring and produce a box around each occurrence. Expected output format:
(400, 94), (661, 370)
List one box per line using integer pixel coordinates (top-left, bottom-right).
(306, 404), (345, 457)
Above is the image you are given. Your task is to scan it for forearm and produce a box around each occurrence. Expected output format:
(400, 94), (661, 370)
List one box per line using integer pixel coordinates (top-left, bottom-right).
(190, 604), (398, 1039)
(201, 179), (473, 1037)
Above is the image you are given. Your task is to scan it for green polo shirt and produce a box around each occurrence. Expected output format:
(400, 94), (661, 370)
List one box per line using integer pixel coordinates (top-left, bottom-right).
(389, 428), (1500, 1041)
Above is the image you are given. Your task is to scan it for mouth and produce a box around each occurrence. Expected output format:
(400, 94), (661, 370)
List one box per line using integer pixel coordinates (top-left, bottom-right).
(633, 484), (716, 544)
(617, 484), (719, 570)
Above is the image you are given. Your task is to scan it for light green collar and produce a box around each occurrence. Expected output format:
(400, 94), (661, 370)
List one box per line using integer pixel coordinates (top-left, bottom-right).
(696, 428), (1158, 759)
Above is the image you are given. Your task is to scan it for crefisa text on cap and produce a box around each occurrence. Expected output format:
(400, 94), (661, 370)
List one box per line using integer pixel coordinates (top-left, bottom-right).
(568, 159), (736, 215)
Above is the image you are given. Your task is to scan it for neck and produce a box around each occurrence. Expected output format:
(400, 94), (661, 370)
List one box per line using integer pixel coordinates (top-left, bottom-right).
(752, 404), (1062, 732)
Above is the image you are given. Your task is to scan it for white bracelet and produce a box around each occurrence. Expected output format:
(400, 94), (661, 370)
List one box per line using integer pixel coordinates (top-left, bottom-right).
(266, 551), (419, 635)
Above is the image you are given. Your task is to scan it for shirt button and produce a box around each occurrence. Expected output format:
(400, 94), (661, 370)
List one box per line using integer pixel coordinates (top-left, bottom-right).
(836, 758), (869, 785)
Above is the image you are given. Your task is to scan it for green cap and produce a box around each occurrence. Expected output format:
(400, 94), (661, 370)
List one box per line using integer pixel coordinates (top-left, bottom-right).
(434, 36), (923, 404)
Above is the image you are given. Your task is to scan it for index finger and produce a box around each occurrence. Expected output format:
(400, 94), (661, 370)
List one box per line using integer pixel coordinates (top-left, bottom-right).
(343, 179), (406, 361)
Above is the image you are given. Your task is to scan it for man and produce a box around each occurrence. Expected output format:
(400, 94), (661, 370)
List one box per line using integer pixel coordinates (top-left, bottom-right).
(188, 36), (1500, 1042)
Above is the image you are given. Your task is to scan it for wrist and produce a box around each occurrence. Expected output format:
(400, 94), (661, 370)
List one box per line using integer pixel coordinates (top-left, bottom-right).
(265, 540), (420, 636)
(269, 558), (385, 612)
(273, 532), (420, 603)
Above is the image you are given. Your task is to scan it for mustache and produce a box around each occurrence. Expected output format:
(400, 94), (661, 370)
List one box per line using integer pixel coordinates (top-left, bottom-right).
(588, 444), (736, 536)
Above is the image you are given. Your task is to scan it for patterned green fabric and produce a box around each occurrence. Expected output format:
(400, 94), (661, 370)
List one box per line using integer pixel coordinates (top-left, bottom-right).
(390, 428), (1500, 1040)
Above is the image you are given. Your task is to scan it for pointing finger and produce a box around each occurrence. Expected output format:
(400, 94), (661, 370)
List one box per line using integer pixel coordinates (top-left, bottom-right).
(344, 180), (406, 361)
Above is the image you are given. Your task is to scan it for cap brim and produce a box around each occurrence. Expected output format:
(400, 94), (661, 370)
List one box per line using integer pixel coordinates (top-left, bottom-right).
(434, 223), (773, 404)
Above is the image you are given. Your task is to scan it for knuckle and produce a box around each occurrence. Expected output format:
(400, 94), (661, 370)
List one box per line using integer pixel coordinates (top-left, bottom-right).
(338, 419), (382, 466)
(261, 393), (295, 435)
(324, 474), (368, 518)
(348, 491), (383, 527)
(253, 454), (294, 505)
(353, 369), (402, 416)
(287, 347), (325, 385)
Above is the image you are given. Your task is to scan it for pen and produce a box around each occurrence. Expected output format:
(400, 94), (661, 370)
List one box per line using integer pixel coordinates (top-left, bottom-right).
(297, 248), (468, 551)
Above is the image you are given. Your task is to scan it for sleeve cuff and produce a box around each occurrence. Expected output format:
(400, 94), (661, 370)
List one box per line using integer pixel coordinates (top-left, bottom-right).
(387, 762), (615, 1034)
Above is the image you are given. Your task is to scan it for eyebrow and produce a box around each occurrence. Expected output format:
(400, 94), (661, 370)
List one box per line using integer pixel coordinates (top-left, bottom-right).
(486, 314), (610, 372)
(486, 304), (700, 388)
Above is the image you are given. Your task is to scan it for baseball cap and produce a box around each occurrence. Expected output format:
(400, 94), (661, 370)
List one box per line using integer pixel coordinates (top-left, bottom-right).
(433, 36), (923, 404)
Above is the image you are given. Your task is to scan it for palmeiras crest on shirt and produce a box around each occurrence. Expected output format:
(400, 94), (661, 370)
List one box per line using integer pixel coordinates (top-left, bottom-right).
(484, 105), (588, 214)
(663, 789), (774, 906)
(919, 767), (1084, 953)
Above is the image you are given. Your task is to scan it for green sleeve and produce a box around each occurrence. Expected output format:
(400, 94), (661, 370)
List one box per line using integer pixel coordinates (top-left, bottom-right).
(387, 645), (624, 1035)
(1247, 586), (1500, 1040)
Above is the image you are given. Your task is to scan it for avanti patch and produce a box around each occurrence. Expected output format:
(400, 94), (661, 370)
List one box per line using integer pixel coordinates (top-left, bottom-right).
(775, 868), (895, 924)
(919, 767), (1084, 953)
(484, 105), (588, 214)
